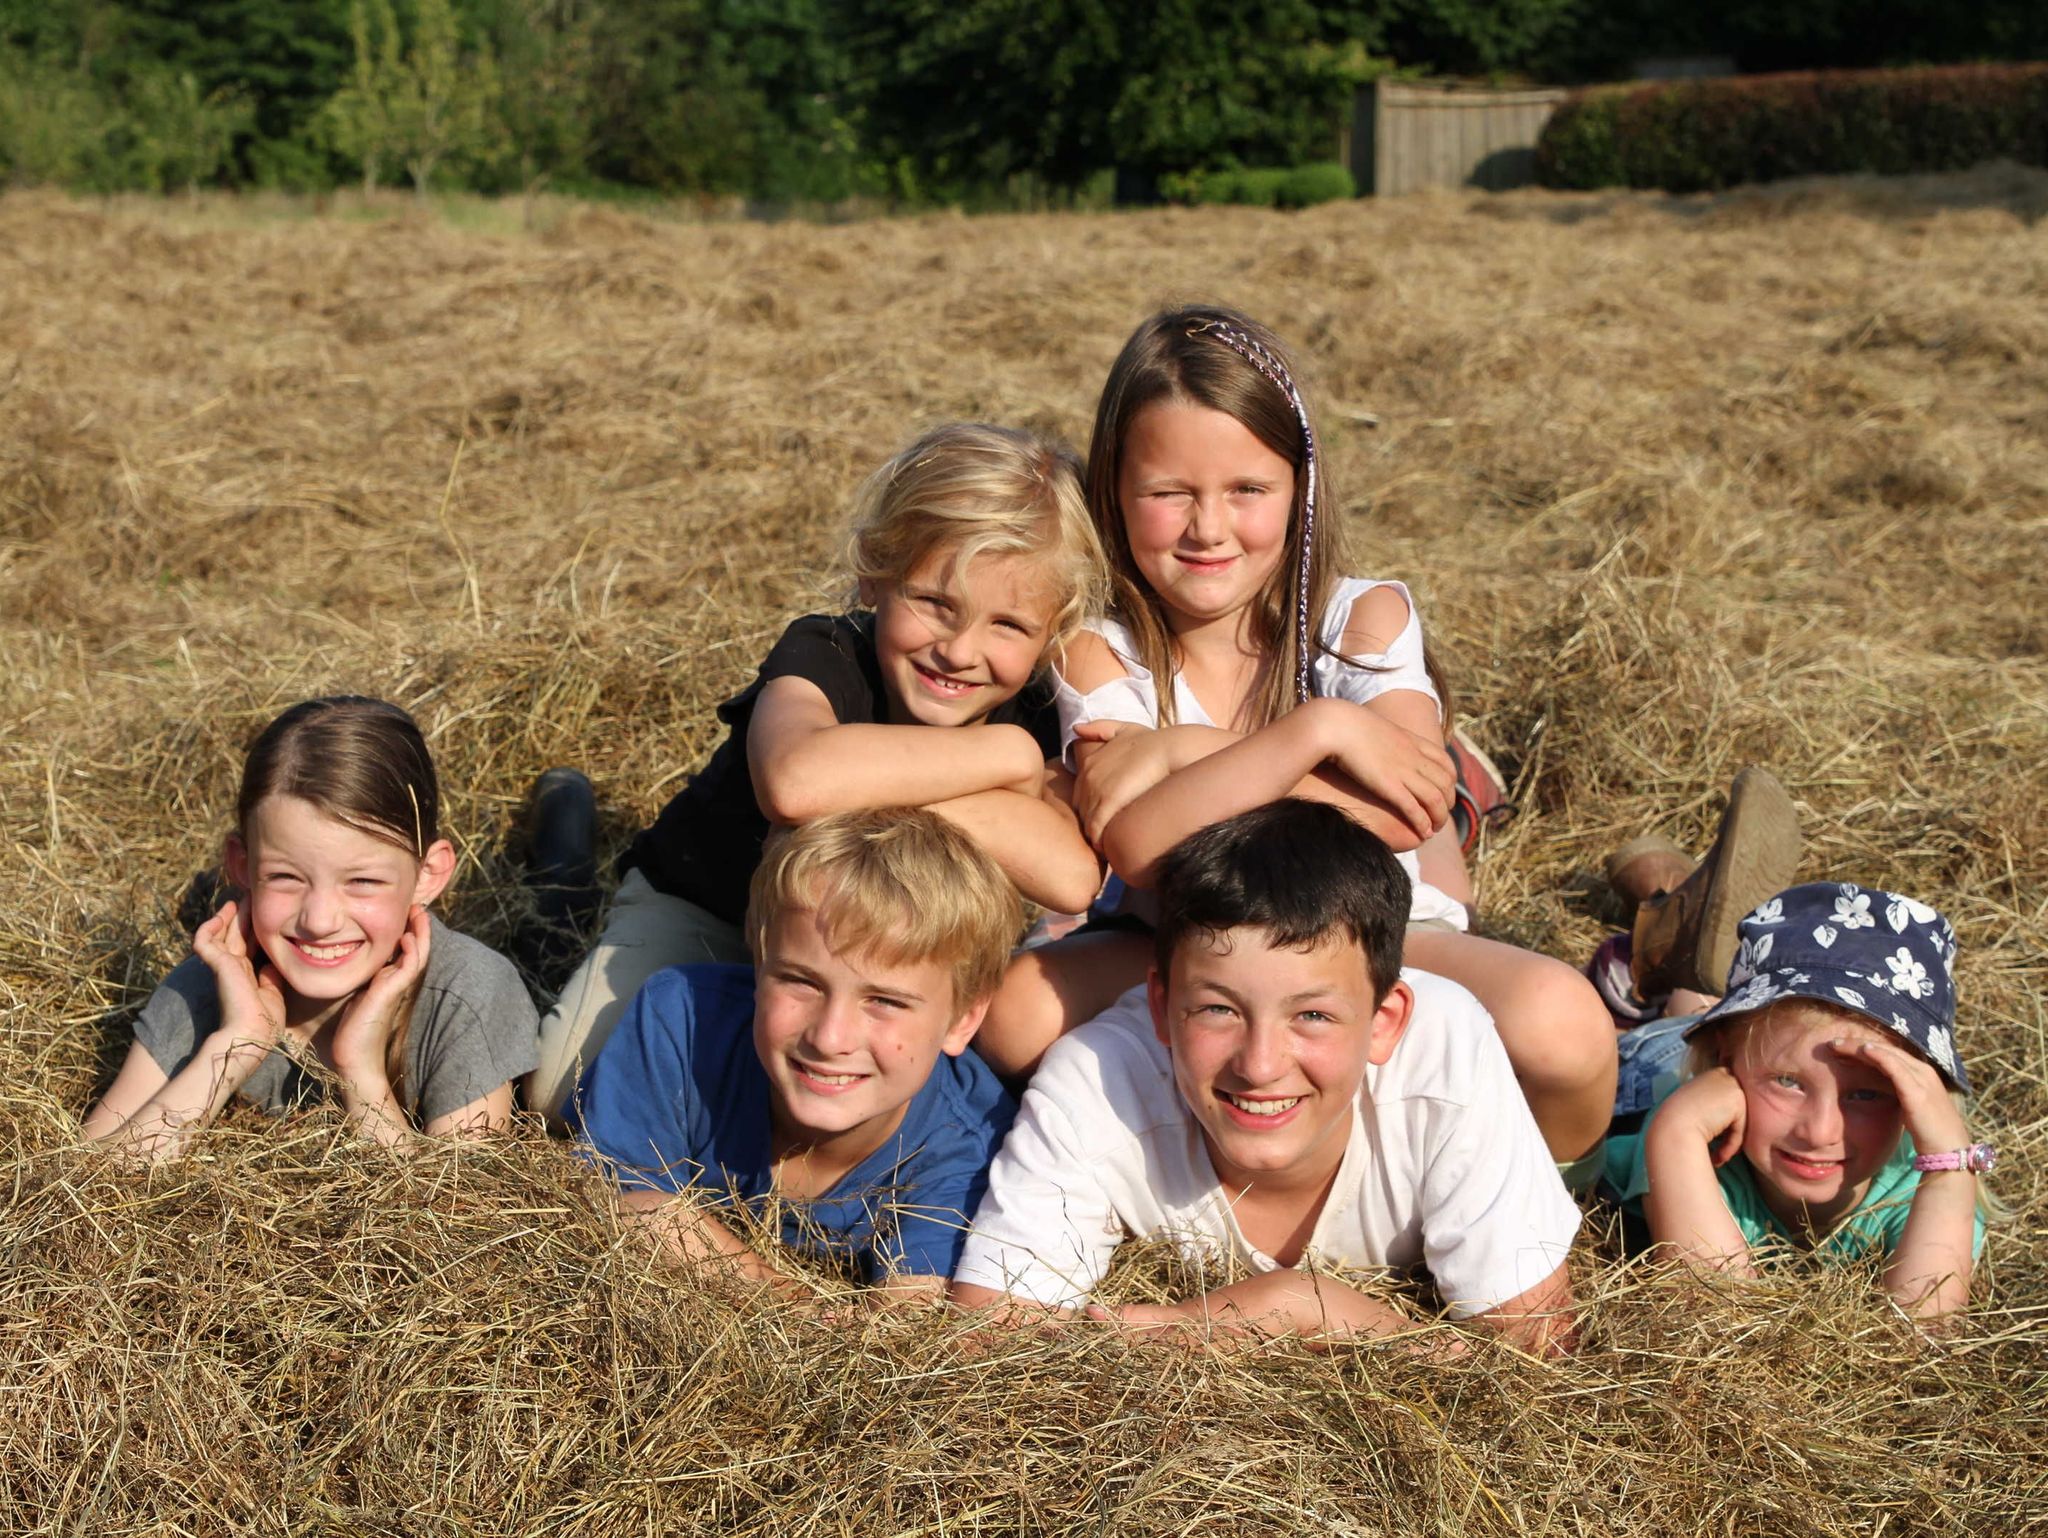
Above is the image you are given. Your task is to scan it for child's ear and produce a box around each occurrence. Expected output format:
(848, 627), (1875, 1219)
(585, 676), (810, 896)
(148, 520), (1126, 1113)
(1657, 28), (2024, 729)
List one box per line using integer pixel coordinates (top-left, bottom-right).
(856, 575), (882, 608)
(411, 838), (457, 908)
(940, 993), (993, 1057)
(222, 830), (249, 891)
(1364, 978), (1415, 1067)
(1147, 966), (1170, 1047)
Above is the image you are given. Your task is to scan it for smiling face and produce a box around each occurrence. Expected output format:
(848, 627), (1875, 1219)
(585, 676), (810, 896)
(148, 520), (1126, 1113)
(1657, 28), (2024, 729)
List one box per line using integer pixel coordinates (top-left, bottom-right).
(752, 905), (988, 1160)
(1150, 924), (1411, 1198)
(225, 793), (452, 1016)
(1117, 400), (1296, 637)
(1722, 1003), (1908, 1236)
(865, 546), (1060, 728)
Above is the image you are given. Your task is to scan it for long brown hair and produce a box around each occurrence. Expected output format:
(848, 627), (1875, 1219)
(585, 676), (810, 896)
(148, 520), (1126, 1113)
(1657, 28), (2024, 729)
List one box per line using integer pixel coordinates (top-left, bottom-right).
(1085, 304), (1350, 730)
(238, 696), (440, 1114)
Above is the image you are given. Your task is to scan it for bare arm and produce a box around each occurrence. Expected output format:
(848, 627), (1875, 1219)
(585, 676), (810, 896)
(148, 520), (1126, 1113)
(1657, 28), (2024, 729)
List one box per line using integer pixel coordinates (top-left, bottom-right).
(746, 675), (1043, 824)
(1095, 699), (1447, 888)
(83, 1034), (277, 1161)
(83, 903), (287, 1162)
(1641, 1070), (1759, 1277)
(1094, 1267), (1423, 1343)
(925, 776), (1103, 914)
(618, 1186), (808, 1291)
(422, 1083), (516, 1139)
(1848, 1039), (1977, 1322)
(1469, 1261), (1577, 1355)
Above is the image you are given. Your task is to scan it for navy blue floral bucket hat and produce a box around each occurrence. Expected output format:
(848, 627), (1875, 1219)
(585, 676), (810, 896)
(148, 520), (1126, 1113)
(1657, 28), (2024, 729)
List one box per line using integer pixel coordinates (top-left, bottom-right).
(1684, 881), (1967, 1092)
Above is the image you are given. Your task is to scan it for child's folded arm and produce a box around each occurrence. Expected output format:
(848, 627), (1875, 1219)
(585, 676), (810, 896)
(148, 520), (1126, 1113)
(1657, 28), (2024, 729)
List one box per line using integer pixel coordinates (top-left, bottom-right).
(1093, 700), (1439, 889)
(1851, 1035), (1979, 1321)
(617, 1185), (808, 1293)
(1468, 1262), (1577, 1355)
(84, 908), (290, 1160)
(747, 676), (1044, 823)
(84, 1035), (272, 1161)
(1641, 1072), (1760, 1277)
(924, 779), (1102, 915)
(1094, 1268), (1421, 1342)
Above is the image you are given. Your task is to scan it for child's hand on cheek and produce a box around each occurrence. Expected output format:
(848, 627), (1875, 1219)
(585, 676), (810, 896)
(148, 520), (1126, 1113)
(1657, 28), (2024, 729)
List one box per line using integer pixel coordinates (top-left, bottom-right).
(331, 905), (432, 1082)
(1660, 1065), (1748, 1167)
(192, 899), (288, 1045)
(1831, 1037), (1968, 1157)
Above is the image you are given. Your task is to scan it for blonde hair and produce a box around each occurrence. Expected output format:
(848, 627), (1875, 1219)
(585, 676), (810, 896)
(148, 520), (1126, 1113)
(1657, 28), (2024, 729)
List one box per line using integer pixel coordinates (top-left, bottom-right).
(844, 422), (1106, 653)
(746, 808), (1025, 1010)
(1687, 999), (2005, 1224)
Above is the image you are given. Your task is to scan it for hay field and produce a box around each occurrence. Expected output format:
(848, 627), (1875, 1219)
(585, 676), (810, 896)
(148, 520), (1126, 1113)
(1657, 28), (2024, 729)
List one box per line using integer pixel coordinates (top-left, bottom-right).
(3, 166), (2047, 1533)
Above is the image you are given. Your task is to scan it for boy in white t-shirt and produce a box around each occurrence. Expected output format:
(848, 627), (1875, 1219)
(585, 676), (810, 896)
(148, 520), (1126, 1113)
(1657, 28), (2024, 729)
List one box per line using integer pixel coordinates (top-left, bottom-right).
(951, 799), (1580, 1348)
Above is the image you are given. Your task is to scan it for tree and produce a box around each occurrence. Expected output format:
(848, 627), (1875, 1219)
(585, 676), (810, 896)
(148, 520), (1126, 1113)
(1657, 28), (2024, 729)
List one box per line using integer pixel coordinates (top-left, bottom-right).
(848, 0), (1370, 196)
(322, 0), (499, 195)
(386, 0), (499, 193)
(477, 0), (594, 210)
(120, 66), (255, 192)
(322, 0), (400, 189)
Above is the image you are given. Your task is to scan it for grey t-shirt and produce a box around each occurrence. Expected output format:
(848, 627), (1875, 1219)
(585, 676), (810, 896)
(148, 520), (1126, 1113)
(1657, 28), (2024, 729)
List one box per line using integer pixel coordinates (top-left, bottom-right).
(132, 915), (539, 1124)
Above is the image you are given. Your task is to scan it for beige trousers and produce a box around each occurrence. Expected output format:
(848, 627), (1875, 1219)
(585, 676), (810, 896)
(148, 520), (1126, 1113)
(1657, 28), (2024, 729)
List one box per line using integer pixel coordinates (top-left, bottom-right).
(527, 868), (750, 1129)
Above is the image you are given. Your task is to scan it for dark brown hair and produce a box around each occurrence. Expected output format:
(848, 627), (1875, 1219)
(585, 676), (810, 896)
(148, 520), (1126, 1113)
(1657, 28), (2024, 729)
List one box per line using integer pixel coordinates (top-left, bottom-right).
(1152, 799), (1410, 1002)
(1085, 304), (1351, 730)
(238, 696), (441, 1111)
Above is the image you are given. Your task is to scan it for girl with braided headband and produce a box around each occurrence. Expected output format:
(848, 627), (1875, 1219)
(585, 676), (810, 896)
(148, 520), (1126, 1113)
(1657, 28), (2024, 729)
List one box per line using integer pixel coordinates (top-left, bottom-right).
(976, 305), (1618, 1184)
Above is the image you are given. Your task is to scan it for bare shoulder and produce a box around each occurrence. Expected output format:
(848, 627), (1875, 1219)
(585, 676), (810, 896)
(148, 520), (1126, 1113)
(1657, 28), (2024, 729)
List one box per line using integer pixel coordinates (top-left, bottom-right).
(1054, 628), (1133, 692)
(1338, 582), (1415, 657)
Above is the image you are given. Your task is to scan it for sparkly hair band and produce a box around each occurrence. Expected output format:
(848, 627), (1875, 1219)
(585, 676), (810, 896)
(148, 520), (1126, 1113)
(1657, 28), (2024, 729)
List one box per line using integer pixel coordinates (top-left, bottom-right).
(1187, 320), (1317, 704)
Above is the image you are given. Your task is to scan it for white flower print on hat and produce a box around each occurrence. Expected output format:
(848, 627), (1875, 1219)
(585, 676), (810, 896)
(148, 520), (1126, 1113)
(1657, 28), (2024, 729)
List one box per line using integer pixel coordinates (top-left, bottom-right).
(1887, 895), (1937, 933)
(1688, 882), (1969, 1092)
(1885, 948), (1931, 999)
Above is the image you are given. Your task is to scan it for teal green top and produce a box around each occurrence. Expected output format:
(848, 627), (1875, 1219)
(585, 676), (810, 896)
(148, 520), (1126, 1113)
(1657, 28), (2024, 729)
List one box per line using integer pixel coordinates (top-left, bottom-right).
(1605, 1095), (1987, 1263)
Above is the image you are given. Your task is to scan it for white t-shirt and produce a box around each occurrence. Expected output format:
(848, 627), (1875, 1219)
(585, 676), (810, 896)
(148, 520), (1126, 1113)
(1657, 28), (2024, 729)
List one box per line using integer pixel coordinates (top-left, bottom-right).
(1052, 577), (1467, 930)
(953, 969), (1580, 1317)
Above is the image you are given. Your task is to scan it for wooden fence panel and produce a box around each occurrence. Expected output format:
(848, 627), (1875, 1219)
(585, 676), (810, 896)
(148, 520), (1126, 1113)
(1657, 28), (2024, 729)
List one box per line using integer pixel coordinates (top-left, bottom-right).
(1350, 83), (1568, 196)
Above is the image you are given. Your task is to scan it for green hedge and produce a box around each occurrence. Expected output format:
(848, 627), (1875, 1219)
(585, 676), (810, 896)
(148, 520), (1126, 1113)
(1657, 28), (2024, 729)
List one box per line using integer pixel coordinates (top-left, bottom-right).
(1536, 64), (2048, 193)
(1165, 161), (1356, 207)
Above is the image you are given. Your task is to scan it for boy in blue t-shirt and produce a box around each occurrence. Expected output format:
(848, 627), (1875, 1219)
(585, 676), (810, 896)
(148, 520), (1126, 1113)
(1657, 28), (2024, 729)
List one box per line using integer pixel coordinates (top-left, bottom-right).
(571, 808), (1023, 1296)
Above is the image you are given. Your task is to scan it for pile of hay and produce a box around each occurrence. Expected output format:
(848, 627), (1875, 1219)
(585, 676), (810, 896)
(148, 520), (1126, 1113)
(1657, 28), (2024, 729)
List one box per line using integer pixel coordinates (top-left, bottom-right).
(2, 166), (2044, 1532)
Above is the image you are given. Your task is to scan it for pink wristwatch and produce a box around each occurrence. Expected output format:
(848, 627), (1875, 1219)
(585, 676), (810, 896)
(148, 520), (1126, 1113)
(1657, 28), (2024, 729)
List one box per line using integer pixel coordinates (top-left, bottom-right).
(1911, 1143), (1997, 1173)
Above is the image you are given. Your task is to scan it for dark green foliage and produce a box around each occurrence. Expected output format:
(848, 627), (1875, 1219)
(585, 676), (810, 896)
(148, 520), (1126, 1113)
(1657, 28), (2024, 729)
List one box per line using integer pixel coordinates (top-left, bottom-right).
(1547, 0), (2048, 81)
(10, 0), (2048, 204)
(1537, 64), (2048, 193)
(1167, 161), (1356, 207)
(1380, 0), (1579, 76)
(849, 0), (1369, 195)
(1277, 159), (1356, 205)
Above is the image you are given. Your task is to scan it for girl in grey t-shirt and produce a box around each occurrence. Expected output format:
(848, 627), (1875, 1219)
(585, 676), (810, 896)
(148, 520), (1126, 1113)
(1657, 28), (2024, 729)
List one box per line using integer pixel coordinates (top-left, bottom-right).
(84, 697), (537, 1158)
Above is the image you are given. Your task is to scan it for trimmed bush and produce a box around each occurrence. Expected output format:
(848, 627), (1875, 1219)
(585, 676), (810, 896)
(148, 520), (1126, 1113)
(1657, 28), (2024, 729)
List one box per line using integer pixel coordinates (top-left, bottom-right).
(1277, 161), (1356, 207)
(1167, 162), (1355, 207)
(1537, 64), (2048, 193)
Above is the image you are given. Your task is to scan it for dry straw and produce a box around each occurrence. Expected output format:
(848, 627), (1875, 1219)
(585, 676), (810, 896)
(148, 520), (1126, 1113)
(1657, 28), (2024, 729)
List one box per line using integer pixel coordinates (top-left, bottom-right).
(2, 165), (2046, 1533)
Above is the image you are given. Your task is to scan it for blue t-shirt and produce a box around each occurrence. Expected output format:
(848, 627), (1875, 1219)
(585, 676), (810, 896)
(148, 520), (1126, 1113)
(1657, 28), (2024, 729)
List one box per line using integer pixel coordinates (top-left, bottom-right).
(1605, 1086), (1987, 1263)
(571, 964), (1017, 1282)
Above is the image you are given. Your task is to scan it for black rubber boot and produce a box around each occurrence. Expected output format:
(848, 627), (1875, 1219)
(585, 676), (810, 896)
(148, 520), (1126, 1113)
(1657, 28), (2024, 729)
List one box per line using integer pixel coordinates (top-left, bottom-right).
(516, 767), (600, 980)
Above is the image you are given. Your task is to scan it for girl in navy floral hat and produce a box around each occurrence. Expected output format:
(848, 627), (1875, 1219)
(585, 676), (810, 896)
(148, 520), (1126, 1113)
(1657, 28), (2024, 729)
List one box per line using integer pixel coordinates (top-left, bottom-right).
(1603, 882), (1996, 1322)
